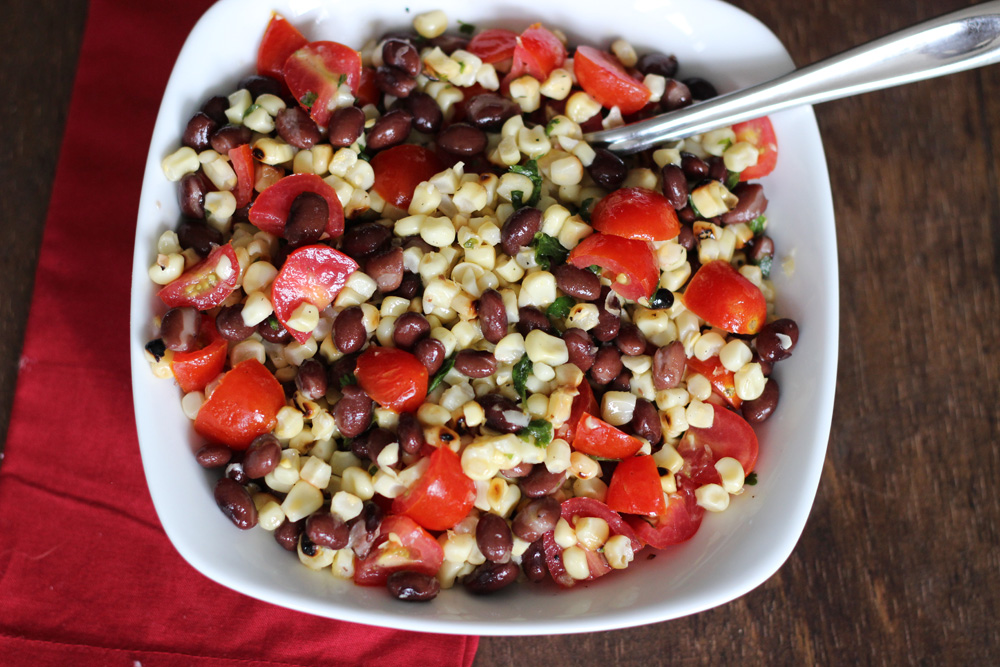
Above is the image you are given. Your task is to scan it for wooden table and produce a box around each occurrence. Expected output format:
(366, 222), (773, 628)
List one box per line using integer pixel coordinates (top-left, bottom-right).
(3, 0), (997, 663)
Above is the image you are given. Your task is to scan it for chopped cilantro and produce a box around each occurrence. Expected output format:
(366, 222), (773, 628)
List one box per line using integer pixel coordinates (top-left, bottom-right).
(508, 160), (542, 206)
(719, 137), (733, 152)
(459, 60), (467, 74)
(463, 238), (478, 249)
(745, 472), (758, 486)
(518, 419), (553, 448)
(725, 170), (741, 190)
(511, 190), (526, 209)
(338, 73), (347, 87)
(546, 296), (575, 319)
(756, 254), (773, 278)
(750, 215), (767, 236)
(265, 315), (281, 331)
(299, 91), (318, 109)
(545, 117), (561, 136)
(242, 103), (261, 119)
(428, 353), (457, 393)
(458, 20), (476, 35)
(579, 197), (595, 222)
(531, 233), (569, 271)
(588, 264), (603, 275)
(356, 150), (372, 162)
(512, 354), (533, 404)
(338, 373), (357, 388)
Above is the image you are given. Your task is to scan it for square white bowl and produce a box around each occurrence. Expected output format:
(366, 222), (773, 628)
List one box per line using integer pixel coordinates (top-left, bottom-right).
(130, 0), (838, 635)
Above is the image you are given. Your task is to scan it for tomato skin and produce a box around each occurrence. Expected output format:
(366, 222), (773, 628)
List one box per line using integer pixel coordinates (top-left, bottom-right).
(249, 173), (344, 240)
(283, 41), (362, 127)
(355, 347), (428, 413)
(355, 66), (380, 108)
(555, 380), (599, 443)
(171, 319), (227, 393)
(257, 13), (308, 81)
(467, 29), (518, 65)
(685, 355), (742, 408)
(270, 245), (357, 344)
(509, 24), (566, 81)
(592, 187), (680, 242)
(353, 515), (445, 586)
(370, 144), (444, 209)
(682, 260), (767, 335)
(626, 475), (705, 549)
(567, 233), (659, 301)
(229, 144), (255, 209)
(733, 116), (778, 181)
(572, 413), (644, 459)
(573, 45), (651, 114)
(158, 243), (239, 310)
(606, 455), (667, 517)
(193, 359), (285, 450)
(683, 403), (759, 474)
(391, 446), (476, 531)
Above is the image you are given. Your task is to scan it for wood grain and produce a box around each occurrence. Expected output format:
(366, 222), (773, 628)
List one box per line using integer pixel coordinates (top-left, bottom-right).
(2, 0), (998, 664)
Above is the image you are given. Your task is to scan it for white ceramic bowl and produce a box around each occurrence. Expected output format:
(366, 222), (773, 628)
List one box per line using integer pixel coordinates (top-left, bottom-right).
(130, 0), (838, 635)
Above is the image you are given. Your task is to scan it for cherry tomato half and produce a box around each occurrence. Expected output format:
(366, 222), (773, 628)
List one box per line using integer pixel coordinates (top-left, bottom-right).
(573, 45), (651, 115)
(733, 116), (778, 181)
(606, 455), (667, 517)
(229, 143), (255, 209)
(257, 13), (308, 81)
(572, 413), (644, 459)
(509, 24), (566, 81)
(567, 233), (659, 301)
(592, 187), (680, 242)
(193, 359), (285, 450)
(391, 446), (476, 531)
(682, 403), (759, 474)
(170, 318), (227, 393)
(682, 260), (766, 335)
(685, 355), (742, 409)
(283, 41), (362, 127)
(355, 346), (428, 413)
(270, 245), (358, 344)
(626, 475), (704, 549)
(370, 144), (444, 210)
(158, 243), (239, 310)
(249, 173), (345, 240)
(467, 29), (518, 65)
(353, 515), (444, 586)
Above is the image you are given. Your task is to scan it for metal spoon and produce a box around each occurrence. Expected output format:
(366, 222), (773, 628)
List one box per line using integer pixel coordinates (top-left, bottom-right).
(585, 1), (1000, 153)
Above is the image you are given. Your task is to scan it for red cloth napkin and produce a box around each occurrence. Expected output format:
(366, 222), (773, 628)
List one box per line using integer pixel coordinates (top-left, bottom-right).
(0, 1), (478, 664)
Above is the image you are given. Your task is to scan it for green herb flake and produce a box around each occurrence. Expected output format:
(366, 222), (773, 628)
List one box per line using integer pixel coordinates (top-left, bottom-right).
(299, 91), (318, 109)
(338, 373), (357, 388)
(458, 20), (476, 35)
(512, 354), (533, 404)
(531, 232), (569, 271)
(338, 73), (347, 87)
(266, 315), (282, 331)
(242, 103), (261, 119)
(518, 419), (553, 448)
(579, 197), (595, 223)
(750, 215), (767, 236)
(463, 238), (478, 249)
(356, 150), (372, 162)
(745, 472), (758, 486)
(756, 254), (773, 278)
(688, 195), (704, 220)
(428, 353), (457, 393)
(588, 264), (603, 275)
(545, 117), (561, 136)
(725, 170), (741, 190)
(511, 190), (525, 209)
(546, 296), (575, 320)
(508, 160), (542, 206)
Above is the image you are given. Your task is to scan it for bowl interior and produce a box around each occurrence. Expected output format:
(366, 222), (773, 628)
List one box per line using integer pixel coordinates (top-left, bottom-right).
(130, 0), (838, 635)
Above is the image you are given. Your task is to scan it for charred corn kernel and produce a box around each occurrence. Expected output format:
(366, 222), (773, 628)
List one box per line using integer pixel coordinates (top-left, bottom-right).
(281, 479), (325, 522)
(408, 182), (442, 215)
(253, 137), (296, 165)
(544, 437), (572, 473)
(286, 302), (320, 333)
(603, 534), (634, 570)
(325, 492), (361, 525)
(565, 91), (601, 123)
(655, 387), (689, 411)
(161, 146), (200, 181)
(720, 339), (753, 372)
(653, 443), (685, 474)
(665, 405), (689, 436)
(562, 546), (590, 580)
(702, 128), (737, 157)
(297, 541), (335, 570)
(540, 68), (573, 99)
(341, 466), (375, 501)
(735, 363), (766, 401)
(686, 373), (712, 402)
(263, 450), (300, 493)
(453, 181), (489, 214)
(461, 400), (485, 428)
(715, 456), (746, 495)
(723, 141), (759, 172)
(554, 518), (578, 548)
(180, 391), (203, 420)
(562, 303), (598, 331)
(509, 76), (541, 113)
(696, 483), (730, 512)
(148, 253), (185, 284)
(691, 180), (738, 218)
(524, 329), (569, 366)
(546, 388), (574, 427)
(572, 477), (608, 502)
(686, 400), (715, 429)
(299, 456), (333, 490)
(569, 451), (601, 480)
(274, 406), (304, 440)
(488, 479), (521, 517)
(574, 516), (610, 550)
(601, 391), (637, 426)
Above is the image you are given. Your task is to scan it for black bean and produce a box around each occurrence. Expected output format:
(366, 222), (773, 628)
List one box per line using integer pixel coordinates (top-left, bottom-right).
(476, 513), (513, 563)
(521, 539), (548, 582)
(464, 93), (520, 130)
(721, 183), (769, 225)
(437, 122), (487, 157)
(274, 520), (303, 551)
(160, 307), (201, 352)
(397, 412), (426, 455)
(352, 428), (394, 463)
(295, 359), (328, 400)
(284, 192), (328, 247)
(684, 77), (718, 100)
(226, 462), (248, 485)
(477, 289), (509, 344)
(706, 156), (727, 183)
(183, 112), (217, 151)
(500, 461), (533, 479)
(749, 235), (775, 263)
(629, 398), (662, 445)
(365, 247), (404, 293)
(678, 206), (697, 225)
(215, 304), (255, 341)
(516, 306), (552, 336)
(593, 289), (621, 342)
(454, 349), (497, 378)
(429, 33), (469, 55)
(336, 385), (374, 438)
(243, 433), (282, 478)
(392, 271), (423, 300)
(306, 513), (350, 550)
(404, 92), (443, 134)
(519, 464), (567, 498)
(554, 264), (600, 301)
(500, 207), (542, 257)
(413, 337), (446, 375)
(681, 152), (709, 180)
(638, 52), (678, 78)
(200, 95), (229, 125)
(615, 322), (647, 356)
(563, 328), (596, 372)
(342, 221), (392, 260)
(511, 497), (560, 542)
(677, 224), (696, 250)
(588, 148), (628, 190)
(752, 349), (774, 377)
(661, 163), (688, 209)
(209, 124), (251, 155)
(176, 218), (222, 257)
(257, 316), (291, 343)
(742, 378), (780, 424)
(333, 306), (367, 354)
(661, 79), (692, 111)
(195, 444), (231, 469)
(383, 39), (422, 77)
(375, 65), (417, 98)
(479, 394), (525, 434)
(178, 172), (211, 219)
(366, 108), (413, 151)
(653, 340), (686, 390)
(213, 478), (257, 529)
(590, 346), (623, 385)
(327, 106), (366, 148)
(464, 561), (520, 594)
(276, 106), (321, 149)
(387, 571), (441, 601)
(393, 312), (431, 350)
(755, 319), (800, 363)
(610, 369), (632, 392)
(237, 74), (282, 98)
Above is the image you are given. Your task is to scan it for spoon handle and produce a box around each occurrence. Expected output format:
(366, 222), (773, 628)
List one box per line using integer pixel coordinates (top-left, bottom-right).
(586, 1), (1000, 153)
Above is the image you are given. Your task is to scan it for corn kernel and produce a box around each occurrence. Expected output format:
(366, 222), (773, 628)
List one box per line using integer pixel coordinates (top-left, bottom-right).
(696, 483), (730, 512)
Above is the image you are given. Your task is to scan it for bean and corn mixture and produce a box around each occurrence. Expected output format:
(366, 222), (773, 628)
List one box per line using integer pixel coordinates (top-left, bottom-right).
(145, 9), (800, 600)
